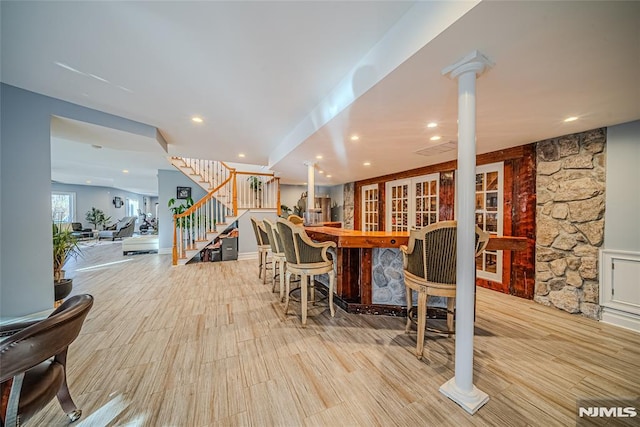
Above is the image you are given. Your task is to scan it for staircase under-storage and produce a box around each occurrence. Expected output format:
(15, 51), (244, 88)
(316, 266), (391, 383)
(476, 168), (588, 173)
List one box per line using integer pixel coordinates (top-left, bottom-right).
(169, 157), (280, 265)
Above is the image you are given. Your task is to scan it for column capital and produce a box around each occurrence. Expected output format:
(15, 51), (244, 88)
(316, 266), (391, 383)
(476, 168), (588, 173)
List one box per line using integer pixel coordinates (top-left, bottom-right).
(442, 50), (494, 80)
(303, 161), (316, 167)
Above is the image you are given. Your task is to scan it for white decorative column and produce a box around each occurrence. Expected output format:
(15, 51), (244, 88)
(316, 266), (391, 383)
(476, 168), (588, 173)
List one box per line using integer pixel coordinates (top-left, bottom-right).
(440, 50), (494, 415)
(304, 161), (316, 219)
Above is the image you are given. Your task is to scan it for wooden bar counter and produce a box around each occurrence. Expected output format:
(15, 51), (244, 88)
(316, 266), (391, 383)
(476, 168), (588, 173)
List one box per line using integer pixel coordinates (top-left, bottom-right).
(305, 226), (527, 314)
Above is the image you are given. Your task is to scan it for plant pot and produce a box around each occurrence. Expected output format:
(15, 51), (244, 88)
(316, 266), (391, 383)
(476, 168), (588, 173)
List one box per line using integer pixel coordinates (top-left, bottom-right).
(54, 278), (73, 301)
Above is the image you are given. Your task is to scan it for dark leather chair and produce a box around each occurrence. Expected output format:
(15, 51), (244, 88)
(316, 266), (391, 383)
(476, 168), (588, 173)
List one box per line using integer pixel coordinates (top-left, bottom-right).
(0, 294), (94, 426)
(71, 222), (93, 239)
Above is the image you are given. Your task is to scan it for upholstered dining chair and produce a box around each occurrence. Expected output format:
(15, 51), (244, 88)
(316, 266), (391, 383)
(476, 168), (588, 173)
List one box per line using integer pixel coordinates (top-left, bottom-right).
(262, 218), (287, 299)
(0, 294), (94, 426)
(287, 214), (304, 225)
(400, 221), (489, 359)
(276, 218), (337, 327)
(250, 217), (271, 284)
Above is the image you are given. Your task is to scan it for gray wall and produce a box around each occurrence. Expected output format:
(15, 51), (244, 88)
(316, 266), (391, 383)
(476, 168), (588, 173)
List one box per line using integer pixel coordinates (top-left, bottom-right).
(52, 182), (146, 230)
(604, 120), (640, 252)
(157, 170), (207, 252)
(1, 84), (162, 317)
(237, 210), (279, 258)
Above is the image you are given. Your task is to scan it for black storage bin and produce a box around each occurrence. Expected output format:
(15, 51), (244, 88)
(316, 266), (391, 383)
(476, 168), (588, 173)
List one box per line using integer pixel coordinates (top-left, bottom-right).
(221, 237), (238, 261)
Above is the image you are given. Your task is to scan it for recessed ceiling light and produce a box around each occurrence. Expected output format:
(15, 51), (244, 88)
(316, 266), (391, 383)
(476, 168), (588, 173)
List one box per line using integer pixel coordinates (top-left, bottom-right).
(238, 153), (246, 158)
(191, 116), (203, 123)
(430, 136), (442, 141)
(363, 162), (371, 166)
(122, 169), (129, 174)
(350, 135), (360, 141)
(564, 116), (578, 122)
(326, 175), (332, 178)
(427, 122), (438, 128)
(316, 155), (323, 159)
(54, 62), (82, 74)
(86, 180), (92, 184)
(88, 73), (109, 84)
(319, 170), (324, 174)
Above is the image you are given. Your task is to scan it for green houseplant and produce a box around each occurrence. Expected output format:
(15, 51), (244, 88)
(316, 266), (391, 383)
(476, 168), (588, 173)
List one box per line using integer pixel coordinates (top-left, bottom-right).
(248, 176), (263, 208)
(280, 204), (291, 218)
(53, 223), (82, 303)
(85, 207), (111, 230)
(168, 196), (194, 228)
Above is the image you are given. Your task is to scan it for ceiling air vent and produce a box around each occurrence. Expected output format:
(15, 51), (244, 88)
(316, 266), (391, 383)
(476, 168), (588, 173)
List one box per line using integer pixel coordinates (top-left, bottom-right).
(414, 140), (457, 156)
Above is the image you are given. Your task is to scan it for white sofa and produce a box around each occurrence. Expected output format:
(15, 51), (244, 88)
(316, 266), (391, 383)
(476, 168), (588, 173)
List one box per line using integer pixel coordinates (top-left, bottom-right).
(122, 234), (159, 255)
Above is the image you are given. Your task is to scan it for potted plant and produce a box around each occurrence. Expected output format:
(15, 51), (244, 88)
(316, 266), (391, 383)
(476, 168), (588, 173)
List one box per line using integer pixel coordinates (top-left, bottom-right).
(248, 176), (263, 208)
(52, 223), (82, 303)
(168, 197), (194, 242)
(85, 207), (111, 230)
(280, 204), (291, 218)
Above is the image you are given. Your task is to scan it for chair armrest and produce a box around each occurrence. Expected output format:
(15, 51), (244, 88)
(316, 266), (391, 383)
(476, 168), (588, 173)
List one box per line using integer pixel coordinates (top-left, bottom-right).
(0, 319), (41, 338)
(296, 235), (336, 263)
(400, 244), (409, 270)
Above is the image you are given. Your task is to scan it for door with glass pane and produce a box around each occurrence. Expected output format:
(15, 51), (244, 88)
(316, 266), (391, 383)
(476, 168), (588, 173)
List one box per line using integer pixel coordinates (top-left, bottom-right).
(361, 184), (379, 231)
(386, 180), (410, 232)
(475, 162), (503, 282)
(413, 174), (439, 228)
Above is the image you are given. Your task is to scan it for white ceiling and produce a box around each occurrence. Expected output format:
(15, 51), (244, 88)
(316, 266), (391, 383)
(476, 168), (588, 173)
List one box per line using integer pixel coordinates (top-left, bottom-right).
(2, 1), (639, 195)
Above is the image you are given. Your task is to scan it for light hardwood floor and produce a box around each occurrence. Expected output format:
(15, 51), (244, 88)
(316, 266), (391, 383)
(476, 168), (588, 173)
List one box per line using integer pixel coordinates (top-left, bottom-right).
(28, 241), (640, 426)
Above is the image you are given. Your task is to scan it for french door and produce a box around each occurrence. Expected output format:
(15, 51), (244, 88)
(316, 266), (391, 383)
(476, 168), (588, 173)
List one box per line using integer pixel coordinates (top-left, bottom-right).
(386, 174), (439, 231)
(474, 162), (503, 282)
(361, 184), (379, 231)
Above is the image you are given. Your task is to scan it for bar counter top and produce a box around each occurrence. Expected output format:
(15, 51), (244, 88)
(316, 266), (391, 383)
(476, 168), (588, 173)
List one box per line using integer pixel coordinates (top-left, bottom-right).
(303, 226), (529, 313)
(304, 226), (527, 251)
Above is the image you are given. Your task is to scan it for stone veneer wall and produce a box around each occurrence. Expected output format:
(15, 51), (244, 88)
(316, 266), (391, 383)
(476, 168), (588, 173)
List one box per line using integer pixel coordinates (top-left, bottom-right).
(535, 128), (606, 319)
(343, 182), (355, 230)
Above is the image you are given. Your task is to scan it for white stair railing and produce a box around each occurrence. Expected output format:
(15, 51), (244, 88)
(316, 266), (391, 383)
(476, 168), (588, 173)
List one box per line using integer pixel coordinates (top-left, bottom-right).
(170, 157), (281, 265)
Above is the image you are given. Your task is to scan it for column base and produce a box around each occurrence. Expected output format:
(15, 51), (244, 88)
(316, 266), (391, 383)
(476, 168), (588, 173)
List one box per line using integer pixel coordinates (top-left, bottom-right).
(439, 378), (489, 415)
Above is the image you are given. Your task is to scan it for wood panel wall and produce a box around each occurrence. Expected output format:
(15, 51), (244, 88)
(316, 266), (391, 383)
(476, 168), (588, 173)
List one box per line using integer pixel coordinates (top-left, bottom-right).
(353, 144), (536, 299)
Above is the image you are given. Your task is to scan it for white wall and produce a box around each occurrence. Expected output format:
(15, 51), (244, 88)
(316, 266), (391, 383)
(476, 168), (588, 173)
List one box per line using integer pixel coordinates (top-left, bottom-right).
(604, 120), (640, 252)
(0, 84), (163, 317)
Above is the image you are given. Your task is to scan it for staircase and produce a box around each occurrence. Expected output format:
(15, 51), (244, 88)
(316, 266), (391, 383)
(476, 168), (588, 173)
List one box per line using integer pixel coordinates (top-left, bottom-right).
(169, 157), (280, 265)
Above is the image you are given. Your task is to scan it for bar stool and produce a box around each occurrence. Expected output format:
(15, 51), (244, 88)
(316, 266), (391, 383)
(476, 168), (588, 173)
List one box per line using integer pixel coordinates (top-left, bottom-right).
(262, 218), (286, 299)
(276, 218), (336, 327)
(250, 217), (271, 284)
(400, 220), (489, 359)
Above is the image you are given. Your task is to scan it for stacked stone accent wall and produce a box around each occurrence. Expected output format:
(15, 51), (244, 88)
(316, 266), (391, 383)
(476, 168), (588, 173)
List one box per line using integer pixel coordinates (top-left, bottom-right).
(535, 128), (606, 319)
(343, 182), (355, 230)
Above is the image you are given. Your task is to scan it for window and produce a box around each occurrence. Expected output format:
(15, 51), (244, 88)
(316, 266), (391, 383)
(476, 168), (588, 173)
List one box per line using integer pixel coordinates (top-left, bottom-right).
(361, 184), (379, 231)
(385, 174), (439, 231)
(51, 192), (75, 223)
(126, 198), (139, 219)
(475, 162), (503, 282)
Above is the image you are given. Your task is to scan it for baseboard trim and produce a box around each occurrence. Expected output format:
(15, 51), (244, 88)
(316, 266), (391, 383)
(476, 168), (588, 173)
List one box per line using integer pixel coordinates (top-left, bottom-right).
(238, 252), (258, 261)
(601, 307), (640, 333)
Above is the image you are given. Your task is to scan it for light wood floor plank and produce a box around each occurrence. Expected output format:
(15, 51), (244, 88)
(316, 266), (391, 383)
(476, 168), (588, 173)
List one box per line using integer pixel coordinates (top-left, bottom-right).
(24, 241), (640, 426)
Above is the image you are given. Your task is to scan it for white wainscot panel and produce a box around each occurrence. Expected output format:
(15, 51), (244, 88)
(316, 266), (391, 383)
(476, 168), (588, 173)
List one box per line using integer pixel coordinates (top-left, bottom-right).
(600, 249), (640, 332)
